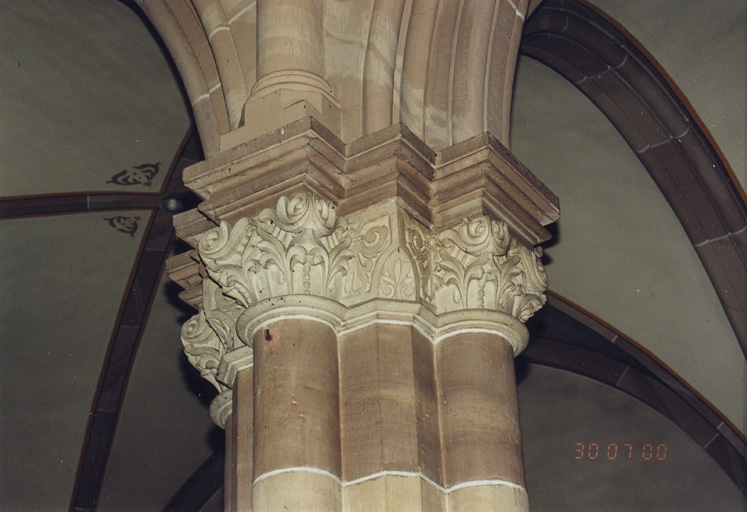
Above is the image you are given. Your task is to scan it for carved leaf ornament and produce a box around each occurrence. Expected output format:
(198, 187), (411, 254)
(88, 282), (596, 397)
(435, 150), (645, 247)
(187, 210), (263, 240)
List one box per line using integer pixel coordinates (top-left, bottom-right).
(181, 192), (547, 392)
(432, 217), (548, 321)
(199, 193), (354, 304)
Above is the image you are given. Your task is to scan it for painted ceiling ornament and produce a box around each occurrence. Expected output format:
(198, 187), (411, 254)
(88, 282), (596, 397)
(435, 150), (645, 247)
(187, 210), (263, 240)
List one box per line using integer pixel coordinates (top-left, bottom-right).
(107, 162), (160, 186)
(104, 215), (140, 236)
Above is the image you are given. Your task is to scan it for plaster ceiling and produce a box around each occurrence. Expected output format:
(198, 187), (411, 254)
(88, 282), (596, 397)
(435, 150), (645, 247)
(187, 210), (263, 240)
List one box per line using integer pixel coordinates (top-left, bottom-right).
(1, 0), (188, 196)
(518, 365), (744, 512)
(0, 212), (149, 509)
(0, 0), (744, 510)
(511, 55), (745, 437)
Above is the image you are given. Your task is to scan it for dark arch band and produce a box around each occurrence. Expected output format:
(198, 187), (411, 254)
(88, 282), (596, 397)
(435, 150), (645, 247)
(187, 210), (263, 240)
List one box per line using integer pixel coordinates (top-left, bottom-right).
(521, 0), (747, 354)
(523, 292), (747, 496)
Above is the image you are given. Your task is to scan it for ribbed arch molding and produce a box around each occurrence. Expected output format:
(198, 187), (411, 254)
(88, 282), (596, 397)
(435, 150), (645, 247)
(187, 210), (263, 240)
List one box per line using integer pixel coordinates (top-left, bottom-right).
(521, 0), (747, 353)
(136, 0), (531, 153)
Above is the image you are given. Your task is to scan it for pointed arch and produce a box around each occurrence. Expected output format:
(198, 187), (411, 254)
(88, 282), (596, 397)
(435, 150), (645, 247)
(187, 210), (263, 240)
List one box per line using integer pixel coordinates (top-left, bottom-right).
(521, 0), (747, 353)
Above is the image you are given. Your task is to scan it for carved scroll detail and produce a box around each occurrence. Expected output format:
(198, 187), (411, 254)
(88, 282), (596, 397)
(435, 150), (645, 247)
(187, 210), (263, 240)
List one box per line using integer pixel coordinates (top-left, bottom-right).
(430, 217), (548, 321)
(181, 311), (225, 392)
(180, 192), (547, 393)
(198, 193), (354, 306)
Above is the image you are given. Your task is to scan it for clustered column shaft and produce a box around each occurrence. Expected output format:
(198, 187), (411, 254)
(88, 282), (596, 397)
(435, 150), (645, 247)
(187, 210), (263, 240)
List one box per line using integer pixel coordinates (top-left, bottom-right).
(252, 319), (341, 510)
(222, 318), (529, 511)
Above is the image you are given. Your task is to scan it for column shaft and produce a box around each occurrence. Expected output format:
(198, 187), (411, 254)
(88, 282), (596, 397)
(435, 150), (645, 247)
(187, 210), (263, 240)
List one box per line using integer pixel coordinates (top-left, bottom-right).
(229, 369), (254, 511)
(339, 323), (423, 511)
(251, 318), (341, 511)
(256, 0), (325, 79)
(225, 413), (235, 512)
(438, 332), (528, 511)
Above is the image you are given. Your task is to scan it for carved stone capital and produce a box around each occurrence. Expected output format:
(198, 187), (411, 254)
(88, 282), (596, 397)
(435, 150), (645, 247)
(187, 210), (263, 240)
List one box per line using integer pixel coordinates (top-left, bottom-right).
(180, 192), (548, 425)
(428, 216), (548, 321)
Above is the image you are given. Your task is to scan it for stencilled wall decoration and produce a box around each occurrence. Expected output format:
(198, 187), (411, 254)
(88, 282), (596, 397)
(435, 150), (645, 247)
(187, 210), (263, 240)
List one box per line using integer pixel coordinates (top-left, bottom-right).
(104, 216), (140, 236)
(107, 163), (160, 186)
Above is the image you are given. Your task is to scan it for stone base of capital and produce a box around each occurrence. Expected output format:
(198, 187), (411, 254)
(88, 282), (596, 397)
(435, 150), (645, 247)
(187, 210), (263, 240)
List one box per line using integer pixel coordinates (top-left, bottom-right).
(225, 84), (342, 152)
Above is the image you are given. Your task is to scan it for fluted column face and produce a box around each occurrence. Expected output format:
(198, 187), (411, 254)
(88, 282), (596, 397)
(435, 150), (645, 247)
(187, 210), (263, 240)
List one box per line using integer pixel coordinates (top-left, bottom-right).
(178, 191), (546, 511)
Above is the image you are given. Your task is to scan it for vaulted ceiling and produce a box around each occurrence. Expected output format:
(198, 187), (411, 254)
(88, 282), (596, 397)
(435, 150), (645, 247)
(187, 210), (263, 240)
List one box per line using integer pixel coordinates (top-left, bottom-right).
(0, 0), (744, 511)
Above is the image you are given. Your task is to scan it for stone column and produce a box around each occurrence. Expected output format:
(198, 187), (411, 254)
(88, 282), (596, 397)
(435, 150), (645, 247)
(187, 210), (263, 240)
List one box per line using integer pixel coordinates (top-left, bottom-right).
(252, 318), (341, 510)
(235, 0), (342, 144)
(146, 0), (558, 509)
(169, 124), (556, 510)
(438, 332), (528, 510)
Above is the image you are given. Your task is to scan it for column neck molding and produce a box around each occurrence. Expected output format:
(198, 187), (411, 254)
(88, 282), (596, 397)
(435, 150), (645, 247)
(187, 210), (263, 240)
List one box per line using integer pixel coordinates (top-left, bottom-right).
(235, 299), (529, 347)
